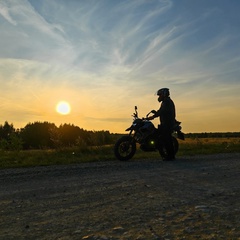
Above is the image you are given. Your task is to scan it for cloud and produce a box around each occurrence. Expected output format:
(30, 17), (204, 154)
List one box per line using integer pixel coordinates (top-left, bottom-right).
(0, 0), (178, 79)
(0, 2), (17, 25)
(0, 0), (77, 69)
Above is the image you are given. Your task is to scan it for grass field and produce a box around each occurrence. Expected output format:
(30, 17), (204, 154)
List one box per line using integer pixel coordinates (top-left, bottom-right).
(0, 138), (239, 169)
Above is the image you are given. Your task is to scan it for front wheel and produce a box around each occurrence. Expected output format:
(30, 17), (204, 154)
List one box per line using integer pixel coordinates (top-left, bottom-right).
(114, 136), (136, 161)
(159, 136), (179, 159)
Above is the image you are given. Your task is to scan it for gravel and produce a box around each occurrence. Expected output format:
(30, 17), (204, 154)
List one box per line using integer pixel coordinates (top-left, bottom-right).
(0, 153), (240, 239)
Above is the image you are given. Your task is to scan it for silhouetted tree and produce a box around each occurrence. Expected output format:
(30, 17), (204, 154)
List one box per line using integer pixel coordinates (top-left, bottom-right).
(87, 130), (112, 146)
(20, 122), (57, 149)
(0, 121), (23, 150)
(58, 123), (83, 146)
(0, 121), (15, 140)
(49, 125), (62, 149)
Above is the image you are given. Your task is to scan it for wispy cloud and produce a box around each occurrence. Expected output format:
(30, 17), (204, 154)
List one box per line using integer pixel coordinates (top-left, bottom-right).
(0, 1), (17, 25)
(0, 0), (240, 132)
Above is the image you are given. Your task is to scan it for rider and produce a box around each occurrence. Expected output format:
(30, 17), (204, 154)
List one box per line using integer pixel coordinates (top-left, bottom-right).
(148, 88), (176, 160)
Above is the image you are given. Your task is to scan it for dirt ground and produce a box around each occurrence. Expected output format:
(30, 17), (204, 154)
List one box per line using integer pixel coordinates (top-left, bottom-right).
(0, 153), (240, 240)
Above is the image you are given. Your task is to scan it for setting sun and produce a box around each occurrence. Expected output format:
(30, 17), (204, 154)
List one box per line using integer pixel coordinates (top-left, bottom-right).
(56, 101), (71, 115)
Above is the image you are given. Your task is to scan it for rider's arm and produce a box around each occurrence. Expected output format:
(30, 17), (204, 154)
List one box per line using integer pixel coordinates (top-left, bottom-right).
(148, 115), (155, 120)
(148, 109), (160, 120)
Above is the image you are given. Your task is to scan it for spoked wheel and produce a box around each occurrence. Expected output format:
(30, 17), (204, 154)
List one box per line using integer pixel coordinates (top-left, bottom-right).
(114, 136), (136, 161)
(159, 136), (179, 160)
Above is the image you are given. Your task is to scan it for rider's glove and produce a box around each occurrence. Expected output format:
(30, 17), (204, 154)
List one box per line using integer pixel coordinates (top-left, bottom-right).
(148, 116), (155, 120)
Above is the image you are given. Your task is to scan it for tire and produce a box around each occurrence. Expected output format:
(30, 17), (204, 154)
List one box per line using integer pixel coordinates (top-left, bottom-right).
(159, 136), (179, 159)
(114, 136), (136, 161)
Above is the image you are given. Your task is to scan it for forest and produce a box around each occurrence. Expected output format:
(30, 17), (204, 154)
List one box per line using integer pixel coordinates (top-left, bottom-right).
(0, 121), (114, 151)
(0, 121), (239, 151)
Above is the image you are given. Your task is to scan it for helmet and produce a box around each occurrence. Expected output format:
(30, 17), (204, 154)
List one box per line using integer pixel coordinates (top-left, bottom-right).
(156, 88), (170, 97)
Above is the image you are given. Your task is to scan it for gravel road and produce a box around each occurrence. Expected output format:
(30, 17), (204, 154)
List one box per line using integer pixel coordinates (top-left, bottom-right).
(0, 153), (240, 240)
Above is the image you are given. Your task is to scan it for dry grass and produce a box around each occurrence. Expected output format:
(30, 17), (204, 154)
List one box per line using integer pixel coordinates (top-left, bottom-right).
(178, 137), (240, 156)
(0, 138), (240, 168)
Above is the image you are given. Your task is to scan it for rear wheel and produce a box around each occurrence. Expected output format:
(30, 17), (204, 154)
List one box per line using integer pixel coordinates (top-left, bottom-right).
(159, 136), (179, 159)
(114, 136), (136, 161)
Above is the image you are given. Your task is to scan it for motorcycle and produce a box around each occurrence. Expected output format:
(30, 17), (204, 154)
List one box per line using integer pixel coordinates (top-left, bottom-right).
(114, 106), (185, 161)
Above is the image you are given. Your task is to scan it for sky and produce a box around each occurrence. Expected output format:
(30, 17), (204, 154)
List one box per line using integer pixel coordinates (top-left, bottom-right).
(0, 0), (240, 133)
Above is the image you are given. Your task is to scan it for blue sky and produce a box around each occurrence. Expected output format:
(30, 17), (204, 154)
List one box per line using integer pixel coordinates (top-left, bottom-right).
(0, 0), (240, 133)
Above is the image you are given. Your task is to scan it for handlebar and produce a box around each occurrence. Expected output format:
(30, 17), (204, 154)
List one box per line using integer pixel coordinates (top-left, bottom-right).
(132, 106), (156, 120)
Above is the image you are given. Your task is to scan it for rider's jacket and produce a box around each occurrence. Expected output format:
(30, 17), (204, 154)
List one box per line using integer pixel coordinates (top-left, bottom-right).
(154, 97), (176, 129)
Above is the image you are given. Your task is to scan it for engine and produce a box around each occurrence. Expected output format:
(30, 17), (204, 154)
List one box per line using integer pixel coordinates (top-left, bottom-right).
(138, 121), (155, 138)
(135, 121), (156, 150)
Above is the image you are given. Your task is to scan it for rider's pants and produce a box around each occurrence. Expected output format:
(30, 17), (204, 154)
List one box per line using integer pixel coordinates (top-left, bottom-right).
(158, 125), (175, 158)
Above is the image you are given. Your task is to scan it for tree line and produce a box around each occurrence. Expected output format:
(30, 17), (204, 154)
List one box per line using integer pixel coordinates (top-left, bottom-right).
(185, 132), (240, 138)
(1, 121), (239, 151)
(0, 121), (115, 151)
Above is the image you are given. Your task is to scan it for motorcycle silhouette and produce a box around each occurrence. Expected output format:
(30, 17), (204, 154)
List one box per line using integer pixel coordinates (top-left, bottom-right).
(114, 106), (184, 161)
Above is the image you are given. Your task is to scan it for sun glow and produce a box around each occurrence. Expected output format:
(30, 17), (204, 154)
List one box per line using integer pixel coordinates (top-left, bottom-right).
(56, 101), (71, 115)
